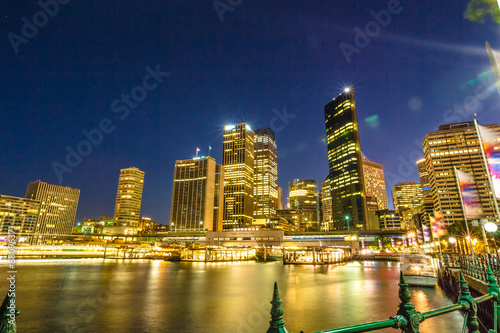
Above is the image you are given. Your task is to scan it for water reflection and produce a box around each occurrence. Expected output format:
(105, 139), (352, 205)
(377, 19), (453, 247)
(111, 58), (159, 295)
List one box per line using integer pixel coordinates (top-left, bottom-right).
(2, 260), (464, 332)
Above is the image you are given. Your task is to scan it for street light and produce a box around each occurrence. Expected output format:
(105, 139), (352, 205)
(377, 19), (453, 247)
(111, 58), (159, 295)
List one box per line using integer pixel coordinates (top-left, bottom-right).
(449, 237), (457, 253)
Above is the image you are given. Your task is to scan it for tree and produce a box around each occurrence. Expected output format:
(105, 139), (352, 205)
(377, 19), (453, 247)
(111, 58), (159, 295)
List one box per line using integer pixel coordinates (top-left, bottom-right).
(465, 0), (500, 24)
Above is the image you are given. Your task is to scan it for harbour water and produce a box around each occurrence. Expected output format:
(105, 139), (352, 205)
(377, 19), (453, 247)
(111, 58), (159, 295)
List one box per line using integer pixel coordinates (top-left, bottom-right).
(2, 259), (464, 332)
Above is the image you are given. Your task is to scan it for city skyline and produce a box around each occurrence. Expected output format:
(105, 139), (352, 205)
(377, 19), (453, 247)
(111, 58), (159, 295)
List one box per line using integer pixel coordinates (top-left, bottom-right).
(2, 1), (500, 224)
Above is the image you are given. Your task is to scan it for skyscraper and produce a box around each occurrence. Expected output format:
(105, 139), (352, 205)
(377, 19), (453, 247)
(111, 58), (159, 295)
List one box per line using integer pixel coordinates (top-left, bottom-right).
(392, 182), (424, 229)
(223, 123), (255, 229)
(324, 88), (368, 229)
(114, 167), (145, 228)
(170, 156), (223, 232)
(320, 179), (333, 231)
(253, 128), (278, 221)
(25, 181), (80, 243)
(362, 159), (389, 211)
(423, 121), (500, 225)
(289, 179), (319, 231)
(0, 195), (40, 241)
(417, 159), (431, 197)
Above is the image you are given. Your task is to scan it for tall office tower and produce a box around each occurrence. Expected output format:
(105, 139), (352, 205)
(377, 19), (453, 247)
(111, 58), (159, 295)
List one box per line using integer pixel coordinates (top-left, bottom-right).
(289, 179), (319, 231)
(0, 195), (40, 241)
(362, 159), (389, 211)
(423, 121), (500, 225)
(417, 159), (431, 197)
(222, 123), (255, 229)
(392, 182), (424, 229)
(213, 164), (224, 231)
(320, 179), (333, 231)
(170, 156), (223, 232)
(114, 167), (145, 228)
(25, 181), (80, 243)
(253, 128), (279, 221)
(324, 88), (368, 229)
(278, 187), (284, 210)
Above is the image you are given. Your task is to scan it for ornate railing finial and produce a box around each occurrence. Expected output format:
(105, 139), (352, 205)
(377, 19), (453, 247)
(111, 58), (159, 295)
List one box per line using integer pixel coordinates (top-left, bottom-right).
(393, 272), (422, 332)
(0, 289), (18, 333)
(267, 282), (287, 333)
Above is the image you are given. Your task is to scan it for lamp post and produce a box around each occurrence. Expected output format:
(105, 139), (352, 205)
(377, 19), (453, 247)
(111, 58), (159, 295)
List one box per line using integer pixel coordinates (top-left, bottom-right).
(449, 237), (457, 254)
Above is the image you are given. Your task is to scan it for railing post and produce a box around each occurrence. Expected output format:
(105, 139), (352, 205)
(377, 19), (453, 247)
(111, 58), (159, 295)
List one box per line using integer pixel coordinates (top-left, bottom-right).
(458, 271), (480, 333)
(486, 265), (500, 333)
(393, 272), (423, 332)
(267, 282), (287, 333)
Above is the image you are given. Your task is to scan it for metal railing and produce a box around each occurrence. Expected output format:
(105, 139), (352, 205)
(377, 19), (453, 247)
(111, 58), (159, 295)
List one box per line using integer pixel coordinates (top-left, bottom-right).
(266, 267), (500, 333)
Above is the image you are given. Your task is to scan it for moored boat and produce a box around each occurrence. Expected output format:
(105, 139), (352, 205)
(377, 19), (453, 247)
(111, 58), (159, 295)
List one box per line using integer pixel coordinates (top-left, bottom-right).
(400, 254), (438, 287)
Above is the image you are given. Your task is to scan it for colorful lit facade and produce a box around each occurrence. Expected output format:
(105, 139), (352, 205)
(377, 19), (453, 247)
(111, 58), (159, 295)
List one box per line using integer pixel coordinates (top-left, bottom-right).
(253, 128), (279, 220)
(324, 88), (368, 229)
(114, 167), (145, 228)
(25, 181), (80, 243)
(423, 121), (500, 225)
(362, 160), (389, 211)
(222, 123), (255, 229)
(170, 156), (223, 232)
(289, 179), (319, 231)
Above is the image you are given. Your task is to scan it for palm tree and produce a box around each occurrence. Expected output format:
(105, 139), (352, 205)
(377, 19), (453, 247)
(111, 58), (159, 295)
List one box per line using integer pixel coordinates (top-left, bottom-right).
(465, 0), (500, 24)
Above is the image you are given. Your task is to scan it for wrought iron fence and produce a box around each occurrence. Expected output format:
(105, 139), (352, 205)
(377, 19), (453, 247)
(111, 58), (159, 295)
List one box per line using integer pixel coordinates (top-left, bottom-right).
(266, 267), (500, 333)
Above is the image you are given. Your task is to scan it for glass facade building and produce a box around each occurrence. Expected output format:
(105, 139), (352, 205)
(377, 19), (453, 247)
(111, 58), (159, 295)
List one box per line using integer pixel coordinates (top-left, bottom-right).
(324, 88), (367, 229)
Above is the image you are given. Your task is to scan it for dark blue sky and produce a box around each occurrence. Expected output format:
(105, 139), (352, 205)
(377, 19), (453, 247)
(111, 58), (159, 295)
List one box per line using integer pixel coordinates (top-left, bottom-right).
(1, 0), (499, 224)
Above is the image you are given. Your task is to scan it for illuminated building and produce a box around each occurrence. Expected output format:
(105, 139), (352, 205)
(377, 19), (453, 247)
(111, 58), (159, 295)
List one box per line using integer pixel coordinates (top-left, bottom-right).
(417, 159), (431, 197)
(324, 87), (368, 229)
(213, 164), (224, 231)
(362, 159), (389, 211)
(0, 195), (40, 241)
(392, 182), (424, 229)
(222, 123), (254, 229)
(139, 217), (158, 234)
(114, 167), (145, 228)
(423, 121), (500, 225)
(170, 156), (223, 232)
(276, 209), (299, 229)
(376, 210), (401, 230)
(278, 187), (284, 210)
(253, 128), (278, 221)
(320, 179), (333, 231)
(289, 179), (319, 231)
(25, 181), (80, 243)
(366, 194), (379, 212)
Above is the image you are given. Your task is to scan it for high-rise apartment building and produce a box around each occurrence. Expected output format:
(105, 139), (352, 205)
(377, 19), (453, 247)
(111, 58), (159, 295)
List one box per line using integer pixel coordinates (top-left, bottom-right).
(392, 182), (424, 229)
(289, 179), (319, 231)
(25, 181), (80, 242)
(223, 123), (255, 229)
(0, 195), (40, 240)
(320, 179), (333, 231)
(324, 88), (368, 229)
(423, 121), (500, 225)
(417, 159), (431, 197)
(362, 160), (389, 211)
(253, 128), (278, 220)
(170, 156), (223, 232)
(114, 167), (145, 228)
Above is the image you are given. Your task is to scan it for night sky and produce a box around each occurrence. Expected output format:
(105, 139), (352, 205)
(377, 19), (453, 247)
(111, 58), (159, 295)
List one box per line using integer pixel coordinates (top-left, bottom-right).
(1, 0), (499, 224)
